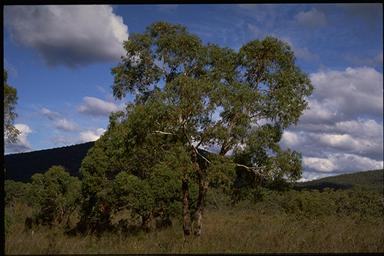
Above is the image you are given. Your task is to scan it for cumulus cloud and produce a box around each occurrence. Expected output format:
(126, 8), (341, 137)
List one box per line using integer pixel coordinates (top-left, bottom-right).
(281, 131), (305, 148)
(303, 154), (383, 174)
(79, 128), (106, 142)
(41, 107), (78, 131)
(295, 8), (327, 28)
(300, 99), (338, 124)
(5, 124), (33, 153)
(78, 96), (120, 117)
(4, 5), (128, 67)
(281, 66), (383, 180)
(308, 67), (383, 121)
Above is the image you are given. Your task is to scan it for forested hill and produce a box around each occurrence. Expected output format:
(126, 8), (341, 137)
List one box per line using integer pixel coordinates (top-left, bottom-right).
(296, 169), (384, 192)
(4, 142), (94, 181)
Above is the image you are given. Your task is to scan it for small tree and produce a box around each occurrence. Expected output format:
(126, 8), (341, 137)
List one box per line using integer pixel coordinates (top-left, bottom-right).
(5, 180), (33, 207)
(30, 166), (81, 227)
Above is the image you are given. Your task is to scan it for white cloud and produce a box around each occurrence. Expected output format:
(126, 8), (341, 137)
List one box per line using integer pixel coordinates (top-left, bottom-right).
(281, 66), (383, 179)
(314, 133), (382, 156)
(308, 67), (383, 121)
(303, 156), (337, 173)
(295, 8), (327, 28)
(4, 5), (128, 67)
(5, 123), (33, 153)
(78, 96), (120, 117)
(335, 119), (383, 138)
(41, 107), (78, 131)
(54, 119), (78, 132)
(303, 154), (383, 174)
(281, 130), (303, 147)
(300, 99), (337, 124)
(41, 107), (60, 120)
(79, 128), (106, 142)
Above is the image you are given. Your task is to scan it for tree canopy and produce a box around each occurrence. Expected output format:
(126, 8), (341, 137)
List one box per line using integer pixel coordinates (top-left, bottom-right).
(79, 22), (313, 237)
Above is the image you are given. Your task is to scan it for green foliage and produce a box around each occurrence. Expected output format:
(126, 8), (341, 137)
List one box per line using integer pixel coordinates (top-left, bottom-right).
(259, 188), (384, 219)
(4, 69), (20, 143)
(30, 166), (81, 226)
(81, 21), (313, 234)
(114, 172), (154, 219)
(5, 180), (33, 206)
(206, 155), (236, 193)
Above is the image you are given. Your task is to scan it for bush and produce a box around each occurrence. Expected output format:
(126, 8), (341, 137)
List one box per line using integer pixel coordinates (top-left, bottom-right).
(260, 188), (384, 219)
(30, 166), (81, 227)
(5, 180), (33, 207)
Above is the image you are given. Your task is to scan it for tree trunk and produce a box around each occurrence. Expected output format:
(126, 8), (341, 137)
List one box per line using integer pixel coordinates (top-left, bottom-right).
(142, 213), (153, 232)
(182, 179), (191, 238)
(193, 175), (208, 236)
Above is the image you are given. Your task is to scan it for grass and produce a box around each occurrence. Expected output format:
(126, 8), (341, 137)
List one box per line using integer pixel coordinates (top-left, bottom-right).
(5, 201), (384, 254)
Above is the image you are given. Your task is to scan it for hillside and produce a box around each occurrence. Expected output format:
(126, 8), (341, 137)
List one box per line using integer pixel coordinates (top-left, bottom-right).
(4, 142), (94, 181)
(296, 169), (384, 192)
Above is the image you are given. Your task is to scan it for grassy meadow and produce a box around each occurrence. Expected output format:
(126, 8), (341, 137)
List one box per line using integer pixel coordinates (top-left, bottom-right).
(5, 183), (384, 254)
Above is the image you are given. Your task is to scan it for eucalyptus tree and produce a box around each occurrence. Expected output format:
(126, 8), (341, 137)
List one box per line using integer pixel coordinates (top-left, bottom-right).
(80, 22), (313, 237)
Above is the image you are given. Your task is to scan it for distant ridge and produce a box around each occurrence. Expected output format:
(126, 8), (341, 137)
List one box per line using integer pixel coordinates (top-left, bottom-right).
(295, 169), (384, 192)
(4, 142), (95, 181)
(5, 142), (384, 192)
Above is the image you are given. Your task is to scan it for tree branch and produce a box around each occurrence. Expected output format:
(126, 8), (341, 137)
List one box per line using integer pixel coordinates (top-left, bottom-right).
(154, 130), (174, 135)
(193, 146), (211, 165)
(235, 163), (269, 177)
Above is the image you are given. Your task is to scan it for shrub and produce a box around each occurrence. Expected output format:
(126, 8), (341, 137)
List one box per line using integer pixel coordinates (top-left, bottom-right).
(5, 180), (33, 207)
(30, 166), (81, 227)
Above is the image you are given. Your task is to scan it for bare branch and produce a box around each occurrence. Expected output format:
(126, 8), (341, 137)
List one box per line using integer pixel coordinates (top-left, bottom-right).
(154, 130), (174, 135)
(235, 163), (269, 178)
(194, 146), (211, 164)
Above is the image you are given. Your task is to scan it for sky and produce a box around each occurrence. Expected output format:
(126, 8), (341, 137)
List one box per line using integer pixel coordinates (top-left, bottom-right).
(3, 4), (383, 181)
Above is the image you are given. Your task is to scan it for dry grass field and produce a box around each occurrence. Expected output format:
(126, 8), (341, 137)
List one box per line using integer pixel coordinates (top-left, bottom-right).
(5, 200), (384, 254)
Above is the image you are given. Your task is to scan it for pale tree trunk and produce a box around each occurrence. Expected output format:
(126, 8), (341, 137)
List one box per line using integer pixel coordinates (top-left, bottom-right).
(193, 175), (208, 236)
(182, 179), (191, 238)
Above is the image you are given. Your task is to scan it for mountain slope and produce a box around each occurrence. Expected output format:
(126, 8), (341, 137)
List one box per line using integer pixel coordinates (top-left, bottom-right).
(296, 169), (384, 192)
(4, 142), (94, 181)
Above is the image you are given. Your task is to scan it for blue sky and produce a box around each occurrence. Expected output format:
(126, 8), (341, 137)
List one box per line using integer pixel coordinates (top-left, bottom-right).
(3, 4), (383, 180)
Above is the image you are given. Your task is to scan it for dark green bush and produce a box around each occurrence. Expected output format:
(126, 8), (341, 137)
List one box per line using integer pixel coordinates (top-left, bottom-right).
(30, 166), (81, 227)
(259, 188), (384, 219)
(5, 180), (33, 206)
